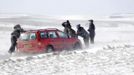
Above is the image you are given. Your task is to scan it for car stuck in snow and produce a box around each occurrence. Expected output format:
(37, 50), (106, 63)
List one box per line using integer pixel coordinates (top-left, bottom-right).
(17, 28), (82, 53)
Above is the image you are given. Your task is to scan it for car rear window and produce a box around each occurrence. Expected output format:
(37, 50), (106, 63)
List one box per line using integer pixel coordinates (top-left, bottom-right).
(20, 33), (36, 41)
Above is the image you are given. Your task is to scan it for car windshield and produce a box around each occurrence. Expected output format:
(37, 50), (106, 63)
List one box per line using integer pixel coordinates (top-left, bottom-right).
(20, 33), (36, 41)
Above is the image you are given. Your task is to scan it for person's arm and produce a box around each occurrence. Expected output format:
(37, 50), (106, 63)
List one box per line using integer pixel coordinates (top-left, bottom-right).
(77, 29), (80, 36)
(88, 25), (91, 32)
(20, 28), (26, 33)
(77, 29), (84, 37)
(93, 24), (95, 30)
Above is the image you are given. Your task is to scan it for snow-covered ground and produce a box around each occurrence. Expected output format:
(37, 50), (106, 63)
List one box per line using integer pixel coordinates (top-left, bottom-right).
(0, 14), (134, 75)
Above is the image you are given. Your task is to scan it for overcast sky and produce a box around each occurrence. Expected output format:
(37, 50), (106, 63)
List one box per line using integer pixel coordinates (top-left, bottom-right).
(0, 0), (134, 16)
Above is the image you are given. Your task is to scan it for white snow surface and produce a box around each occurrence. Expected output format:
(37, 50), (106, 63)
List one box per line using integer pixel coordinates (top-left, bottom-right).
(0, 15), (134, 75)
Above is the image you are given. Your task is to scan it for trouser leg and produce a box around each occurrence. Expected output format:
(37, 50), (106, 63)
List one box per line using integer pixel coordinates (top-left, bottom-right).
(9, 43), (16, 52)
(90, 37), (94, 43)
(9, 36), (17, 53)
(90, 35), (95, 44)
(84, 38), (89, 47)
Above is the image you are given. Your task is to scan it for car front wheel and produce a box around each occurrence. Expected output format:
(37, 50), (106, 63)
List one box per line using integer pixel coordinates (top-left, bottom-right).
(73, 43), (81, 50)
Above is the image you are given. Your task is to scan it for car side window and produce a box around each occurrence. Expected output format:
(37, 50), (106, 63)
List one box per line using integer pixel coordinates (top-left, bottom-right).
(57, 31), (68, 38)
(20, 33), (30, 41)
(40, 32), (48, 39)
(48, 31), (57, 38)
(29, 33), (36, 40)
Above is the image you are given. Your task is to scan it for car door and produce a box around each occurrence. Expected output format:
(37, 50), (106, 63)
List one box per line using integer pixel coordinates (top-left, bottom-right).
(39, 31), (65, 51)
(57, 31), (72, 49)
(47, 31), (64, 50)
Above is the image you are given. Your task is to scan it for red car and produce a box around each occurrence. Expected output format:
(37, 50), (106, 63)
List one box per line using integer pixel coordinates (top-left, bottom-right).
(17, 28), (82, 53)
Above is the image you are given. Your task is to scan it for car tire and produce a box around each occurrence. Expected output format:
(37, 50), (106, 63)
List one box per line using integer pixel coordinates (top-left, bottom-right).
(46, 46), (54, 53)
(73, 43), (81, 50)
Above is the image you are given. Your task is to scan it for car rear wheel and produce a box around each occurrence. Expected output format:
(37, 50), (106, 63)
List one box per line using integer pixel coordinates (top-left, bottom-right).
(46, 46), (54, 53)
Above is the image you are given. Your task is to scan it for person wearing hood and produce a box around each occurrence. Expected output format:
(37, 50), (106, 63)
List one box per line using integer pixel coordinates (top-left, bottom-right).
(8, 24), (25, 54)
(66, 20), (71, 29)
(76, 24), (89, 47)
(62, 21), (77, 38)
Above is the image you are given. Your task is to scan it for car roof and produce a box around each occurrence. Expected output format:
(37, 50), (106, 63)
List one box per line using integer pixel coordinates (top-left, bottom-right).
(26, 28), (60, 33)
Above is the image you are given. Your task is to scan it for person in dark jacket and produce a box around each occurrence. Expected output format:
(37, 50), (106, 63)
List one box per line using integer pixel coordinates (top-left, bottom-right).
(62, 20), (72, 29)
(68, 28), (77, 38)
(77, 24), (89, 47)
(88, 19), (95, 44)
(62, 22), (69, 37)
(8, 24), (25, 54)
(62, 21), (77, 38)
(66, 20), (71, 29)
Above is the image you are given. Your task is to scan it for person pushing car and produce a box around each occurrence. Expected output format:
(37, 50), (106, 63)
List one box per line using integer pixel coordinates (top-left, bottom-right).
(8, 24), (25, 54)
(76, 24), (89, 47)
